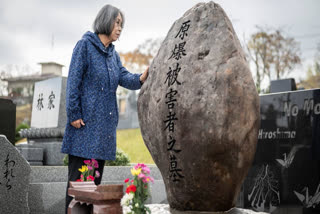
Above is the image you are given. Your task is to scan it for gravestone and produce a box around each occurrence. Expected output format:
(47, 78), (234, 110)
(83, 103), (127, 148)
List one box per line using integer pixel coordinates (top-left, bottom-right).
(270, 78), (297, 93)
(117, 90), (140, 129)
(18, 76), (67, 165)
(0, 99), (16, 144)
(31, 76), (66, 128)
(0, 135), (31, 214)
(242, 89), (320, 213)
(138, 2), (259, 212)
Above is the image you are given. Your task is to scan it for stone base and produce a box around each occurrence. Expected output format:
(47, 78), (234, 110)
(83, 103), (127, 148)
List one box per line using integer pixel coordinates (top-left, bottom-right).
(28, 139), (64, 165)
(16, 144), (44, 165)
(28, 161), (43, 166)
(170, 208), (268, 214)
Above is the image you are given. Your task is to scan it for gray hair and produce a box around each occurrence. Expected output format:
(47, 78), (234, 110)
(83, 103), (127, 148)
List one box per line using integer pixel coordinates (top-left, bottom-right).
(92, 5), (125, 36)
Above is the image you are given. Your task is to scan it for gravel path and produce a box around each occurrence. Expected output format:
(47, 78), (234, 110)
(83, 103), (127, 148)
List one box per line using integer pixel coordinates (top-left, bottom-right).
(123, 204), (268, 214)
(123, 204), (171, 214)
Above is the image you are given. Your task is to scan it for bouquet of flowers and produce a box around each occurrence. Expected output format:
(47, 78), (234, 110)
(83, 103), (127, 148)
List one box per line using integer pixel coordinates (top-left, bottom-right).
(77, 159), (100, 182)
(121, 163), (154, 214)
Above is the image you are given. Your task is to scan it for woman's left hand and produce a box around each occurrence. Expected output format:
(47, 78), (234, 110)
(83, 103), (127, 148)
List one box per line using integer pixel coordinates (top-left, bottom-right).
(140, 67), (149, 84)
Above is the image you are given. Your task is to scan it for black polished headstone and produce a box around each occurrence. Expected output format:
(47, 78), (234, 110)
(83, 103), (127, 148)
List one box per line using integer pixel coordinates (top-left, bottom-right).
(270, 78), (297, 93)
(242, 89), (320, 213)
(0, 99), (16, 144)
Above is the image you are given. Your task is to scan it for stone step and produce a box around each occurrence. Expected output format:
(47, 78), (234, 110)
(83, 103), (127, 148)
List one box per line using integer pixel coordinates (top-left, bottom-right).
(30, 165), (164, 183)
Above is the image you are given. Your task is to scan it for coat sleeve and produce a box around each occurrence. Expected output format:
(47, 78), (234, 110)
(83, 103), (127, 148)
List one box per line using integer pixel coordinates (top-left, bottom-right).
(115, 52), (142, 90)
(66, 39), (88, 123)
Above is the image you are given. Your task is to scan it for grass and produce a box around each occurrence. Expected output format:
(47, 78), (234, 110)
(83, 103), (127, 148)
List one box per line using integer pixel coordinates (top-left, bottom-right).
(116, 128), (155, 164)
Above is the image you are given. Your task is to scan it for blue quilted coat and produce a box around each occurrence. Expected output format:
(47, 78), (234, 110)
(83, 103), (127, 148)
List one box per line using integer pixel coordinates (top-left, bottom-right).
(61, 31), (142, 160)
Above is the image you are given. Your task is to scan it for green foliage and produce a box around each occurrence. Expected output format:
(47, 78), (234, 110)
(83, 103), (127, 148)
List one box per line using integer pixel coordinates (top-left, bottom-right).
(15, 123), (30, 143)
(63, 155), (68, 166)
(105, 149), (130, 166)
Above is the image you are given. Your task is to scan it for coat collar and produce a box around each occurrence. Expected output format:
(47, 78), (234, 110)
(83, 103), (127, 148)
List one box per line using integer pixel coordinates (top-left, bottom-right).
(83, 31), (114, 57)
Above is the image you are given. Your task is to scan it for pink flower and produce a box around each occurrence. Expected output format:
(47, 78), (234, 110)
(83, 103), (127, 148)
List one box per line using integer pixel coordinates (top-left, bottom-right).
(88, 166), (93, 170)
(95, 170), (100, 178)
(80, 174), (84, 178)
(84, 160), (91, 165)
(124, 178), (130, 183)
(143, 176), (154, 183)
(135, 163), (146, 170)
(138, 173), (145, 179)
(142, 166), (150, 174)
(92, 159), (99, 168)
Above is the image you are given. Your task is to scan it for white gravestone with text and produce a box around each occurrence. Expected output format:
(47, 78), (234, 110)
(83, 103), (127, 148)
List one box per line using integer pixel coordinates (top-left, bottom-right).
(31, 76), (66, 128)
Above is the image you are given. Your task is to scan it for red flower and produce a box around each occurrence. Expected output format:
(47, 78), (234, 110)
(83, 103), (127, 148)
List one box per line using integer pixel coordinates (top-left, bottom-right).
(124, 178), (130, 183)
(76, 179), (82, 182)
(87, 175), (95, 181)
(126, 184), (137, 193)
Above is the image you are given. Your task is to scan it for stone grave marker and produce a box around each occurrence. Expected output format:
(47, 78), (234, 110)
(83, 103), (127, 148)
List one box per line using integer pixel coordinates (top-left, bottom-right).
(0, 98), (16, 144)
(31, 76), (66, 128)
(243, 89), (320, 213)
(19, 76), (67, 165)
(0, 135), (31, 214)
(138, 2), (259, 212)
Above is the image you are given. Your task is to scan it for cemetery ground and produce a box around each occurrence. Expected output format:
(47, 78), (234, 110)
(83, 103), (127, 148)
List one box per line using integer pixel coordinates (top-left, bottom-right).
(117, 128), (154, 164)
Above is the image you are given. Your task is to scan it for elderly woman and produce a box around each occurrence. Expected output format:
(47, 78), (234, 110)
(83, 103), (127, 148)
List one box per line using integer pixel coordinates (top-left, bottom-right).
(61, 4), (148, 212)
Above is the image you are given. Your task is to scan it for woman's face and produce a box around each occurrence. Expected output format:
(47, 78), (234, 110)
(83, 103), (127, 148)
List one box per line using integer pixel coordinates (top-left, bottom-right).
(109, 13), (122, 42)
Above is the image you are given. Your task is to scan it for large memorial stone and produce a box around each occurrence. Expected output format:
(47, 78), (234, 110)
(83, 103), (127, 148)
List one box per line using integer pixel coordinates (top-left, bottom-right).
(0, 135), (31, 214)
(138, 2), (260, 212)
(0, 99), (16, 144)
(242, 89), (320, 213)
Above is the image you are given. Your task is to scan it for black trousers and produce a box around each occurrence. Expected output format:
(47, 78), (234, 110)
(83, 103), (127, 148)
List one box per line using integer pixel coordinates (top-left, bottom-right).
(65, 154), (105, 214)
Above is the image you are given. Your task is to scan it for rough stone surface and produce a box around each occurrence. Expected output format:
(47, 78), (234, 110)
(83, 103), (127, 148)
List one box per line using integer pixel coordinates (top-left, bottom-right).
(0, 135), (31, 214)
(138, 2), (259, 212)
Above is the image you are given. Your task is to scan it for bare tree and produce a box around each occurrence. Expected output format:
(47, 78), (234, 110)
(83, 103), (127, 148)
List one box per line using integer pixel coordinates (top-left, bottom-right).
(117, 38), (162, 96)
(299, 43), (320, 89)
(268, 30), (301, 79)
(119, 38), (162, 74)
(246, 27), (301, 92)
(246, 30), (272, 92)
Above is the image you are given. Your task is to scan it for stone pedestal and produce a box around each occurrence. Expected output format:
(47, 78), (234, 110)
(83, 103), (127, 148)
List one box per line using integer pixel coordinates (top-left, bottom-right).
(16, 144), (44, 165)
(68, 182), (123, 214)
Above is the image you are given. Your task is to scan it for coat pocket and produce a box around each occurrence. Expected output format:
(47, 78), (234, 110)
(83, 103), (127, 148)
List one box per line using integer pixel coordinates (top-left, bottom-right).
(81, 94), (96, 122)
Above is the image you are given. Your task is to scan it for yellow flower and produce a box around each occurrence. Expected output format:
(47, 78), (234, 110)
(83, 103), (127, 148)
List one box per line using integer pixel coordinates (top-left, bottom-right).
(131, 168), (142, 176)
(78, 165), (88, 173)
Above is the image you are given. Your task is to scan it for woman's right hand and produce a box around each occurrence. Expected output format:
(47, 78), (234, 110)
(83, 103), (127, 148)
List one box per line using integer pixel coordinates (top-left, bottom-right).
(71, 119), (85, 129)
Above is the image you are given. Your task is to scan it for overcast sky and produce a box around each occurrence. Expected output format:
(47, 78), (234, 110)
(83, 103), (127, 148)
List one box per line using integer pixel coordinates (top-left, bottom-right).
(1, 0), (320, 82)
